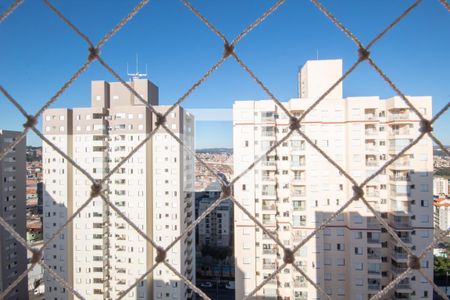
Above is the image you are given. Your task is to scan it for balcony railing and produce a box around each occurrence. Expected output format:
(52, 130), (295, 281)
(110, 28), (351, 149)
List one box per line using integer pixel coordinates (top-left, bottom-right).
(293, 281), (307, 288)
(398, 236), (411, 243)
(365, 130), (378, 136)
(365, 145), (377, 152)
(391, 265), (407, 274)
(368, 284), (381, 290)
(389, 175), (410, 182)
(263, 219), (276, 226)
(391, 160), (410, 167)
(262, 204), (276, 211)
(366, 160), (378, 167)
(293, 206), (306, 211)
(391, 129), (410, 135)
(392, 252), (408, 260)
(388, 113), (410, 121)
(263, 263), (276, 270)
(261, 161), (276, 167)
(367, 238), (380, 244)
(291, 162), (306, 168)
(263, 248), (277, 255)
(368, 252), (381, 260)
(366, 191), (380, 197)
(291, 191), (306, 197)
(365, 114), (378, 120)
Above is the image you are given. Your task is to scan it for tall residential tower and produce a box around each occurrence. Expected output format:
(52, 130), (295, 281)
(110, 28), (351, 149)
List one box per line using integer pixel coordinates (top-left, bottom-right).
(233, 59), (433, 300)
(42, 78), (195, 299)
(0, 130), (28, 300)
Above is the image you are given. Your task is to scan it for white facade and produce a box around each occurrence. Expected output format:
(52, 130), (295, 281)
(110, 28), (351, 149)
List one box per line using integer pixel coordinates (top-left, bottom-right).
(233, 59), (434, 300)
(42, 79), (195, 300)
(0, 130), (28, 300)
(196, 190), (232, 249)
(434, 177), (449, 196)
(434, 198), (450, 232)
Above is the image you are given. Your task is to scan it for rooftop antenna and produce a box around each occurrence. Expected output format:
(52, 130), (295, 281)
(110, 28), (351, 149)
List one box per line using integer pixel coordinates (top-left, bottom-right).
(316, 49), (319, 60)
(127, 53), (148, 80)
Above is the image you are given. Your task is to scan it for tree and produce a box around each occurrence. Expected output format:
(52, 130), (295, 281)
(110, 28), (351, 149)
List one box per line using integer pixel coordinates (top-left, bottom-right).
(435, 167), (450, 177)
(435, 255), (450, 275)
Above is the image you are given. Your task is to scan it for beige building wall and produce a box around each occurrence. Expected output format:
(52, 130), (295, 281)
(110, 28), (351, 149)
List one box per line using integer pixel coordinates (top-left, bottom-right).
(43, 78), (195, 300)
(0, 130), (28, 300)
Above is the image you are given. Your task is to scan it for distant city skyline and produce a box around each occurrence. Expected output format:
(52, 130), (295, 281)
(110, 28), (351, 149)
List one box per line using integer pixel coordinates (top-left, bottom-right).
(1, 0), (449, 148)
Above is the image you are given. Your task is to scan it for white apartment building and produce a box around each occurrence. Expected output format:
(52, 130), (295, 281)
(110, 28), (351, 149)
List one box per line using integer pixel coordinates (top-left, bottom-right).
(0, 130), (28, 300)
(42, 78), (195, 300)
(434, 197), (450, 232)
(233, 59), (434, 300)
(196, 187), (232, 249)
(433, 177), (449, 196)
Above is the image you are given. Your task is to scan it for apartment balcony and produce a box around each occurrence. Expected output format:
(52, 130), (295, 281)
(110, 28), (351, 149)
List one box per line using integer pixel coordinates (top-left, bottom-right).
(394, 295), (411, 300)
(291, 162), (306, 169)
(389, 220), (412, 230)
(262, 191), (276, 199)
(115, 235), (126, 241)
(367, 248), (381, 260)
(291, 190), (306, 198)
(368, 269), (381, 276)
(292, 176), (306, 184)
(391, 129), (411, 136)
(262, 204), (277, 211)
(391, 265), (408, 275)
(390, 201), (411, 213)
(365, 190), (380, 198)
(367, 221), (381, 229)
(367, 237), (381, 244)
(293, 205), (306, 212)
(365, 113), (378, 121)
(365, 130), (378, 136)
(366, 160), (378, 167)
(262, 263), (276, 270)
(262, 219), (276, 226)
(261, 115), (275, 122)
(116, 279), (126, 285)
(262, 248), (277, 255)
(396, 280), (412, 291)
(262, 176), (276, 182)
(368, 283), (381, 291)
(388, 112), (410, 121)
(115, 246), (126, 252)
(397, 235), (412, 244)
(389, 175), (410, 182)
(365, 144), (378, 152)
(293, 281), (307, 288)
(392, 251), (408, 262)
(291, 146), (305, 152)
(261, 131), (275, 139)
(390, 190), (411, 199)
(390, 160), (410, 168)
(261, 161), (277, 168)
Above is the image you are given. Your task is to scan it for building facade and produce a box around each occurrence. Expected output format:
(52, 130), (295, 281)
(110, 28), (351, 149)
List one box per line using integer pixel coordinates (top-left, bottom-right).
(434, 197), (450, 232)
(42, 78), (195, 300)
(233, 59), (434, 300)
(0, 130), (28, 300)
(196, 184), (232, 250)
(433, 177), (449, 196)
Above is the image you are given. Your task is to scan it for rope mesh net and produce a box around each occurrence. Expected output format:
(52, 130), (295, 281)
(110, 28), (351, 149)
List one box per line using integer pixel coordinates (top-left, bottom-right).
(0, 0), (449, 299)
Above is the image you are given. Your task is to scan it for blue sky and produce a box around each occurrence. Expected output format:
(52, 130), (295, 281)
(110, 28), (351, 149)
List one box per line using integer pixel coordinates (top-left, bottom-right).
(0, 0), (449, 148)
